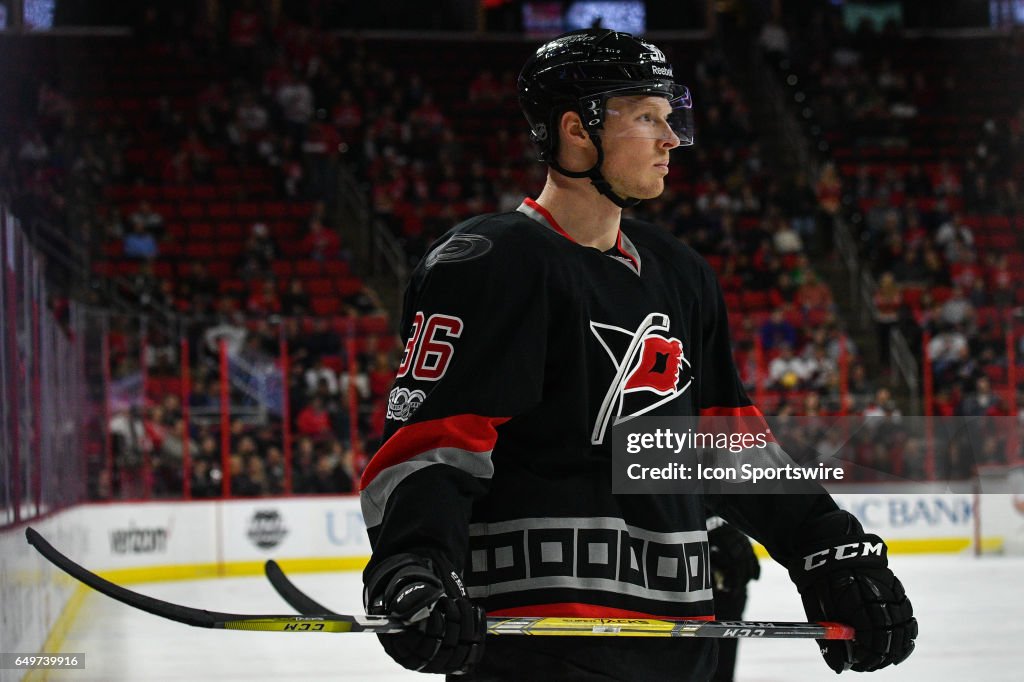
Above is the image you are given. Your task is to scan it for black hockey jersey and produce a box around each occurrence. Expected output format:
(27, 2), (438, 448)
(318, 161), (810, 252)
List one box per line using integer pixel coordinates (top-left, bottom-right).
(360, 198), (837, 679)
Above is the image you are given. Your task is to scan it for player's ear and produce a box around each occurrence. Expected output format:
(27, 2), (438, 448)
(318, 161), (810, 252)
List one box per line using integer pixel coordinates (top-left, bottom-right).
(559, 110), (589, 147)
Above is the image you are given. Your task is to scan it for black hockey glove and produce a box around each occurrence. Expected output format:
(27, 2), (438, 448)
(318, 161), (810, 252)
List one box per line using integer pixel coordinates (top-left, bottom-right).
(788, 511), (917, 674)
(708, 522), (761, 593)
(364, 554), (486, 674)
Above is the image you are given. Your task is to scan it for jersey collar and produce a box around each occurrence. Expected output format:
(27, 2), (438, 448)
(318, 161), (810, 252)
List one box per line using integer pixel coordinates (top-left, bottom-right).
(517, 198), (641, 276)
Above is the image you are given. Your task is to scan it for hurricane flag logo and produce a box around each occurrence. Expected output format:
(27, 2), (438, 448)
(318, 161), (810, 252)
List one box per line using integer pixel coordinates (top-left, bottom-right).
(590, 312), (691, 444)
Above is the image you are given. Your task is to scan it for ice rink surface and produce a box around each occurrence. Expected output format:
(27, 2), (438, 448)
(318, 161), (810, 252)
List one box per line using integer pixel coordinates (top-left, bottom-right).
(49, 554), (1024, 681)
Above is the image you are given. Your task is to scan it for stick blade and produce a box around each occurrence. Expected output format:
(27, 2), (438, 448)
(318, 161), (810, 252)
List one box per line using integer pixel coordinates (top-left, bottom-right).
(26, 526), (225, 628)
(264, 560), (337, 615)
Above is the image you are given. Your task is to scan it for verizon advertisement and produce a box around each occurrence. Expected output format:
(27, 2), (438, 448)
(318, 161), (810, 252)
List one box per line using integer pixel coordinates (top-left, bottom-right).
(70, 502), (216, 571)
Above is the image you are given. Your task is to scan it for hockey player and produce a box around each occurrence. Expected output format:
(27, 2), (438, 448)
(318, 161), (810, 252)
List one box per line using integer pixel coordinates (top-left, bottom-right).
(360, 29), (916, 679)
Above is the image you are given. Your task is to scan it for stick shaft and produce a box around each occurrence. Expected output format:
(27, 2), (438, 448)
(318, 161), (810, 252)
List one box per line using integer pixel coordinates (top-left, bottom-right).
(264, 559), (853, 640)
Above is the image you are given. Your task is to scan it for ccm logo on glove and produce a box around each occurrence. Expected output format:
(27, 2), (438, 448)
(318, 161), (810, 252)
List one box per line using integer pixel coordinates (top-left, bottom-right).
(803, 541), (884, 570)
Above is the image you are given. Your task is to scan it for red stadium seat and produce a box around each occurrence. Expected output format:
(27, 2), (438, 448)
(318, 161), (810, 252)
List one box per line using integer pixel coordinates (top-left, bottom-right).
(271, 262), (293, 278)
(207, 202), (234, 219)
(324, 261), (350, 277)
(902, 286), (926, 310)
(306, 279), (334, 296)
(179, 202), (204, 220)
(184, 242), (216, 259)
(741, 290), (771, 311)
(311, 297), (341, 315)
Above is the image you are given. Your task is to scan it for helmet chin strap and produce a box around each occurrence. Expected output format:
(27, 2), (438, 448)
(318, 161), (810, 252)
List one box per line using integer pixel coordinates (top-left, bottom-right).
(548, 135), (641, 209)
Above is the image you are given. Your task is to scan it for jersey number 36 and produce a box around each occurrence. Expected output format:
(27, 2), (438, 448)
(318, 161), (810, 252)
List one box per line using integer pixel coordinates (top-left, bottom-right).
(396, 312), (464, 381)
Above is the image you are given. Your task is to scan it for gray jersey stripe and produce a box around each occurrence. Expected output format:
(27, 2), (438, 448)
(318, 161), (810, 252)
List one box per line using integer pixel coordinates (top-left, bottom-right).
(360, 447), (494, 528)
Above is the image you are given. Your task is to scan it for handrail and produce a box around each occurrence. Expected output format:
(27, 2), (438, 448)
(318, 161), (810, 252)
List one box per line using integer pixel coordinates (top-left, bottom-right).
(889, 327), (921, 415)
(832, 216), (862, 303)
(334, 164), (407, 314)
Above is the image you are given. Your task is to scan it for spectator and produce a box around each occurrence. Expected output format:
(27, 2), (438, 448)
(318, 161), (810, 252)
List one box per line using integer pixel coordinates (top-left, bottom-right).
(935, 213), (974, 260)
(759, 309), (798, 351)
(305, 358), (340, 396)
(180, 261), (218, 311)
(237, 222), (278, 278)
(296, 395), (333, 440)
(847, 363), (876, 400)
(920, 248), (951, 288)
(769, 343), (811, 390)
(190, 458), (220, 498)
(770, 215), (802, 254)
(940, 286), (974, 328)
(815, 162), (842, 251)
(18, 128), (50, 165)
(232, 90), (270, 156)
(873, 272), (902, 366)
(892, 247), (926, 283)
(280, 277), (311, 316)
(803, 344), (838, 391)
(332, 89), (364, 142)
(339, 362), (371, 401)
(369, 350), (396, 399)
(246, 279), (282, 315)
(123, 221), (158, 259)
(959, 376), (1004, 417)
(264, 446), (286, 494)
(863, 388), (902, 422)
(292, 436), (318, 491)
(926, 324), (969, 377)
(328, 440), (358, 493)
(229, 454), (262, 496)
(758, 17), (790, 60)
(989, 254), (1015, 308)
(300, 214), (341, 260)
(796, 270), (832, 312)
(129, 200), (165, 237)
(303, 317), (341, 359)
(308, 452), (344, 493)
(227, 0), (265, 80)
(276, 69), (315, 148)
(468, 69), (502, 103)
(245, 456), (270, 496)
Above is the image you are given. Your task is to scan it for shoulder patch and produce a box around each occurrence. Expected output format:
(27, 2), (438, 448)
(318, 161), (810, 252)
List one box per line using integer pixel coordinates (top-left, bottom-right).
(424, 234), (493, 269)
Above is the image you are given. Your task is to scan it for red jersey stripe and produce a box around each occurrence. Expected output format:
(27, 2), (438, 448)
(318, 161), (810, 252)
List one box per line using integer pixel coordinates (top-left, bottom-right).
(699, 404), (776, 442)
(359, 413), (509, 490)
(699, 405), (764, 417)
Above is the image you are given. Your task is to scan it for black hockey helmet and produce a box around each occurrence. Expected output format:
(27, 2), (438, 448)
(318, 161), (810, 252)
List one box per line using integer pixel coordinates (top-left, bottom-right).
(518, 29), (693, 207)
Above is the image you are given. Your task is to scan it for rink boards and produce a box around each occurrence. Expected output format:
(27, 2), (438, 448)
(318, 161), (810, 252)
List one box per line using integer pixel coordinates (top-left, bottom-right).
(2, 487), (1023, 680)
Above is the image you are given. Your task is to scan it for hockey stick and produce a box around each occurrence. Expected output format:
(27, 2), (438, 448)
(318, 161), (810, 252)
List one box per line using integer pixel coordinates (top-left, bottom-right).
(26, 528), (851, 639)
(26, 527), (402, 633)
(263, 559), (854, 641)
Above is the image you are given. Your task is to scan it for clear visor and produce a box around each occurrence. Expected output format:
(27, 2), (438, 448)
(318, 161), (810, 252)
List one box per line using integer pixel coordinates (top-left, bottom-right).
(599, 85), (694, 146)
